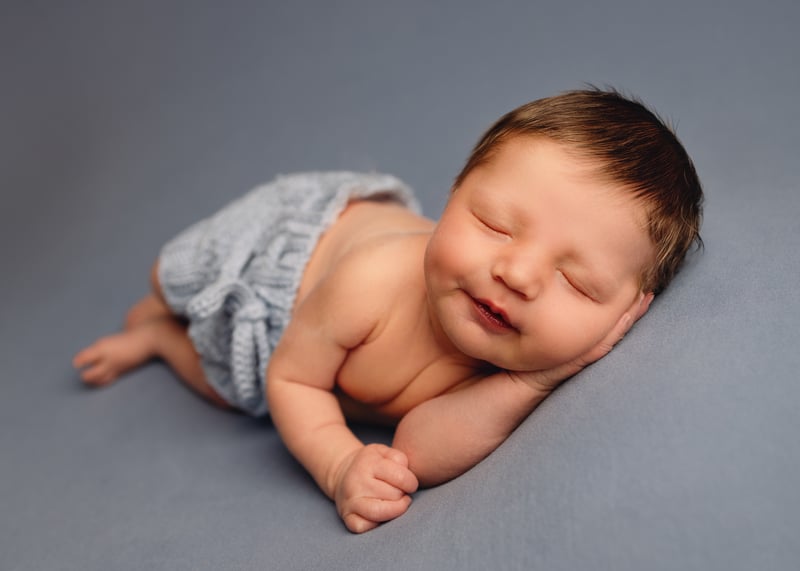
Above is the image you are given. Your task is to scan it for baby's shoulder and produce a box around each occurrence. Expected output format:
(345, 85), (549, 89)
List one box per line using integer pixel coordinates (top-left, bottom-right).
(333, 200), (434, 260)
(338, 231), (430, 297)
(295, 226), (430, 323)
(297, 199), (432, 301)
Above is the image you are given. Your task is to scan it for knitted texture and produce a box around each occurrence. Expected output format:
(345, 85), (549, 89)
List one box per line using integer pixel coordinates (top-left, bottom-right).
(158, 171), (420, 416)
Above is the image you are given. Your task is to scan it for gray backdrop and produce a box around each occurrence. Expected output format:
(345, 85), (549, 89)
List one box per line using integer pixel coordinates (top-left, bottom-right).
(2, 1), (799, 570)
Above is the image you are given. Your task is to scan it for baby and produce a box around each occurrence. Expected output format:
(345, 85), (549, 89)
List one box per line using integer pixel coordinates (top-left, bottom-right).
(73, 88), (703, 533)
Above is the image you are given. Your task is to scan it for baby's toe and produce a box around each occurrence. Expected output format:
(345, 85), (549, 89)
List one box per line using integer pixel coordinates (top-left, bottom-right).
(82, 365), (118, 386)
(72, 346), (100, 369)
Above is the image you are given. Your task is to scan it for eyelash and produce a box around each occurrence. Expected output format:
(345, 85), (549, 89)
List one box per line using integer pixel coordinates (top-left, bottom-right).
(476, 215), (507, 236)
(561, 271), (594, 300)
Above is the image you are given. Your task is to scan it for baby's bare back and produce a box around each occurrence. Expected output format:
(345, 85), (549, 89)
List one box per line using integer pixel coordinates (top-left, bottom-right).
(294, 200), (484, 423)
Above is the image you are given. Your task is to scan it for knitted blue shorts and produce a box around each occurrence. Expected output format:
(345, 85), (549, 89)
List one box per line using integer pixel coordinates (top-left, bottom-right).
(157, 171), (420, 416)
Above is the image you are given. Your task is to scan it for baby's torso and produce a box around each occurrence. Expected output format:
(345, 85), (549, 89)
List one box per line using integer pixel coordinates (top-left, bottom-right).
(294, 200), (486, 424)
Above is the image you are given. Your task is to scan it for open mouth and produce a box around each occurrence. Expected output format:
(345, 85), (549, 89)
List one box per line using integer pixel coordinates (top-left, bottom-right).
(474, 299), (514, 330)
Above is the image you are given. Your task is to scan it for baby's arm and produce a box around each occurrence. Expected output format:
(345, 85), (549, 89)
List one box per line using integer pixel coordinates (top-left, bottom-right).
(393, 296), (648, 486)
(267, 255), (418, 534)
(392, 369), (551, 487)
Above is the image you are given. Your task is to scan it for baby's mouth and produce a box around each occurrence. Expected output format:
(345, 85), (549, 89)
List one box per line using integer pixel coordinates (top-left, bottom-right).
(475, 299), (514, 330)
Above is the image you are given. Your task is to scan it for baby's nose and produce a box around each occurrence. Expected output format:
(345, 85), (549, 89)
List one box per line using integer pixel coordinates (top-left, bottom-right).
(491, 251), (543, 300)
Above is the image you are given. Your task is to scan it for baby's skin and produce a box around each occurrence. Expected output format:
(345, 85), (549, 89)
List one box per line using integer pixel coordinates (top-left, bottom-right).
(75, 137), (654, 533)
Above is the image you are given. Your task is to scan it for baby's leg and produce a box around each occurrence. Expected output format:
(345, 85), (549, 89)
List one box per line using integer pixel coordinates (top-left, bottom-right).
(124, 294), (171, 330)
(73, 319), (168, 385)
(123, 261), (174, 329)
(73, 261), (230, 409)
(74, 318), (229, 408)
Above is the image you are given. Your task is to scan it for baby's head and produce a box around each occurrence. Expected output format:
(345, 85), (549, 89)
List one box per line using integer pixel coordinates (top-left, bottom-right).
(453, 88), (704, 295)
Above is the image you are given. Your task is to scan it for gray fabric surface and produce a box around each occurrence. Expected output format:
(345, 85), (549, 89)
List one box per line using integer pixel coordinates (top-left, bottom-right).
(2, 1), (798, 570)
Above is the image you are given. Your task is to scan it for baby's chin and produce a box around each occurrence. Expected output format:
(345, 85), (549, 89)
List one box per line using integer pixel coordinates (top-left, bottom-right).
(472, 351), (559, 375)
(443, 322), (582, 372)
(484, 350), (581, 374)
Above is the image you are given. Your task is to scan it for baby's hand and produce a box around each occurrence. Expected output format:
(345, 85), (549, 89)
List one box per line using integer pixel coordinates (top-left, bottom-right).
(333, 443), (419, 533)
(509, 293), (650, 392)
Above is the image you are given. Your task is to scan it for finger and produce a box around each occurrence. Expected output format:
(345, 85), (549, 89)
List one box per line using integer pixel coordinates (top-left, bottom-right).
(576, 323), (626, 368)
(595, 300), (641, 356)
(343, 513), (378, 534)
(359, 478), (408, 501)
(619, 290), (650, 336)
(634, 291), (654, 322)
(350, 494), (412, 525)
(381, 447), (409, 468)
(341, 466), (412, 501)
(362, 443), (393, 461)
(575, 293), (651, 369)
(374, 458), (419, 494)
(608, 312), (634, 346)
(601, 291), (653, 350)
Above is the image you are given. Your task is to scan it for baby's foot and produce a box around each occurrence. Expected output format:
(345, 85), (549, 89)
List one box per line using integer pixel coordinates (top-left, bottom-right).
(73, 324), (158, 386)
(124, 293), (171, 330)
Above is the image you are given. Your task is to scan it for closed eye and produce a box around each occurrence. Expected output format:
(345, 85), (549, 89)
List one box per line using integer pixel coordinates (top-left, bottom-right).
(475, 214), (508, 236)
(560, 271), (597, 302)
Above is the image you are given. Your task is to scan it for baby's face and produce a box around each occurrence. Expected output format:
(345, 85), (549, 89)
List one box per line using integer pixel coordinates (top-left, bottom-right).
(425, 136), (655, 371)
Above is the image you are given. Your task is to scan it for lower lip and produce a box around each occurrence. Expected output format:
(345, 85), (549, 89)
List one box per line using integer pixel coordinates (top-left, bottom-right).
(470, 297), (514, 333)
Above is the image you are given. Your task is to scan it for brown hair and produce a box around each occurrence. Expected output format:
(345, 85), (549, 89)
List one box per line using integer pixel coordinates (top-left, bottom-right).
(454, 88), (704, 294)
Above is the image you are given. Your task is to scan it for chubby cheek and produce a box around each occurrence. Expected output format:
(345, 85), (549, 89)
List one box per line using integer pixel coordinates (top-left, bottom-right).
(531, 308), (610, 367)
(426, 221), (477, 282)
